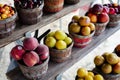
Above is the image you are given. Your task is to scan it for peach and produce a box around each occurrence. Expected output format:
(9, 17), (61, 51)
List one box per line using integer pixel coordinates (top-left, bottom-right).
(87, 13), (97, 23)
(10, 45), (25, 60)
(23, 51), (39, 67)
(97, 12), (109, 23)
(23, 37), (39, 51)
(113, 61), (120, 74)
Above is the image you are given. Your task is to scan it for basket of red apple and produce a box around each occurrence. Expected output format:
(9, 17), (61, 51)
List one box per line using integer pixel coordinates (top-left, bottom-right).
(93, 52), (120, 80)
(103, 3), (120, 27)
(76, 67), (104, 80)
(14, 0), (44, 25)
(44, 30), (73, 63)
(10, 37), (49, 80)
(86, 4), (109, 36)
(64, 0), (80, 4)
(0, 4), (17, 39)
(68, 15), (95, 48)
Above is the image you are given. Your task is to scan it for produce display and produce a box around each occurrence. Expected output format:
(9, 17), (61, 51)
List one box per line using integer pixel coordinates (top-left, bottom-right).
(76, 67), (104, 80)
(0, 4), (15, 20)
(14, 0), (43, 9)
(10, 37), (49, 67)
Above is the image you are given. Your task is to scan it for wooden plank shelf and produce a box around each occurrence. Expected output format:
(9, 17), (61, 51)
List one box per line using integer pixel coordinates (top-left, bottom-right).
(0, 0), (93, 48)
(6, 25), (120, 80)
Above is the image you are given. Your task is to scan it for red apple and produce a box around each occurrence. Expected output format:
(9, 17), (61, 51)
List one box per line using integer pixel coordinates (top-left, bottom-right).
(113, 62), (120, 74)
(109, 7), (116, 15)
(23, 51), (39, 67)
(102, 6), (109, 13)
(97, 12), (109, 23)
(92, 4), (103, 14)
(10, 45), (25, 60)
(23, 37), (39, 51)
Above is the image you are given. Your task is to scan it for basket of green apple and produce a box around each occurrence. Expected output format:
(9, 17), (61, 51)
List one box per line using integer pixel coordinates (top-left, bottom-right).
(10, 37), (49, 80)
(14, 0), (44, 25)
(86, 4), (109, 36)
(93, 52), (120, 80)
(68, 15), (95, 48)
(44, 30), (73, 63)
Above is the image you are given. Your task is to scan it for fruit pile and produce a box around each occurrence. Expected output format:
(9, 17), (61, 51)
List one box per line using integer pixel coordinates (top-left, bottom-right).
(94, 52), (120, 74)
(76, 67), (104, 80)
(86, 4), (109, 23)
(69, 15), (95, 36)
(10, 37), (49, 67)
(0, 4), (15, 20)
(44, 30), (73, 50)
(14, 0), (43, 9)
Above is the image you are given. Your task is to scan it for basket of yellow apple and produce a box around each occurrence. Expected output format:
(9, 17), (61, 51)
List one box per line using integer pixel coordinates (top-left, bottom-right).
(68, 15), (95, 48)
(93, 52), (120, 80)
(0, 4), (17, 39)
(76, 67), (104, 80)
(44, 30), (73, 63)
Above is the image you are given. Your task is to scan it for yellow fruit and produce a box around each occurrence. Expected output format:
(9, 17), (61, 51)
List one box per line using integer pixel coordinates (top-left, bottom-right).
(64, 37), (72, 45)
(45, 37), (56, 48)
(47, 31), (55, 37)
(81, 26), (91, 36)
(69, 23), (81, 33)
(1, 14), (7, 19)
(4, 6), (10, 10)
(54, 30), (67, 40)
(101, 63), (112, 74)
(72, 15), (80, 22)
(94, 55), (105, 66)
(79, 16), (90, 26)
(0, 4), (4, 7)
(77, 68), (88, 78)
(94, 74), (104, 80)
(84, 75), (93, 80)
(88, 23), (95, 31)
(55, 40), (67, 50)
(88, 71), (94, 77)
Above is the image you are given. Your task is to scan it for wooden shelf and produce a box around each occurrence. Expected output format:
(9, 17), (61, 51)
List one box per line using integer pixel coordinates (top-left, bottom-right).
(0, 0), (93, 48)
(6, 25), (120, 80)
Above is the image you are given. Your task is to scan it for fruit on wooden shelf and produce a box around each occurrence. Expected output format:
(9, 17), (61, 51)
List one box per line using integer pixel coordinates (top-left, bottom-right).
(10, 45), (25, 60)
(92, 4), (103, 14)
(0, 4), (15, 20)
(54, 30), (67, 40)
(45, 37), (56, 48)
(23, 37), (39, 50)
(23, 51), (39, 67)
(97, 12), (109, 23)
(64, 37), (72, 45)
(55, 40), (67, 50)
(79, 16), (90, 26)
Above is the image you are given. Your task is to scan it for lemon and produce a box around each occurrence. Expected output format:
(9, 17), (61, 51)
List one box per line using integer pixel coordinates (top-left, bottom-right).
(77, 68), (88, 78)
(85, 75), (93, 80)
(94, 74), (104, 80)
(55, 40), (67, 50)
(54, 30), (67, 40)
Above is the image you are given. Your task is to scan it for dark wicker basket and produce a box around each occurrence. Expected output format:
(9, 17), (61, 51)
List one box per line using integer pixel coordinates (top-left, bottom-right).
(65, 0), (80, 4)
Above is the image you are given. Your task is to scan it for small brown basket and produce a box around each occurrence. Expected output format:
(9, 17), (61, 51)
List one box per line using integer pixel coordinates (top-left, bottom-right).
(44, 0), (64, 13)
(107, 14), (120, 27)
(64, 0), (80, 4)
(18, 57), (49, 80)
(0, 8), (17, 39)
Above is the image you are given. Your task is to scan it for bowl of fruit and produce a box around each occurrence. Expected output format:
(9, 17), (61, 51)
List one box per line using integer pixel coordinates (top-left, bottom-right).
(44, 30), (73, 63)
(76, 67), (104, 80)
(14, 0), (44, 25)
(0, 4), (17, 39)
(94, 52), (120, 80)
(86, 4), (109, 36)
(68, 15), (95, 48)
(10, 37), (49, 79)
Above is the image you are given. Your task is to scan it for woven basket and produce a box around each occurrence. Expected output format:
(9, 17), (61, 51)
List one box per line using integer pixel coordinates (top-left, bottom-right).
(107, 14), (120, 27)
(44, 0), (64, 13)
(18, 57), (49, 80)
(65, 0), (80, 4)
(0, 8), (17, 39)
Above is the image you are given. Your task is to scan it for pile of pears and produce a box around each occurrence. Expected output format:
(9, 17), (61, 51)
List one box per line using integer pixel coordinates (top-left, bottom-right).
(94, 52), (120, 74)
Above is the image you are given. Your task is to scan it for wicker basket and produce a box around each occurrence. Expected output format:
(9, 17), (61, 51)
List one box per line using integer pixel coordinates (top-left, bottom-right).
(18, 57), (49, 80)
(15, 1), (44, 25)
(107, 14), (120, 27)
(65, 0), (80, 4)
(0, 8), (17, 39)
(44, 0), (64, 13)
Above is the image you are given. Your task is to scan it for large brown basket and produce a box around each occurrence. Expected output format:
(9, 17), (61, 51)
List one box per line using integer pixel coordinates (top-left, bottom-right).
(18, 57), (49, 80)
(15, 1), (44, 25)
(0, 8), (17, 39)
(65, 0), (80, 4)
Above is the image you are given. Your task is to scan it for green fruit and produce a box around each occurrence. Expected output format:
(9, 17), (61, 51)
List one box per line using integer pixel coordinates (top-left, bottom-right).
(54, 30), (67, 40)
(46, 31), (55, 37)
(45, 37), (56, 48)
(55, 40), (67, 50)
(101, 63), (112, 74)
(64, 37), (72, 45)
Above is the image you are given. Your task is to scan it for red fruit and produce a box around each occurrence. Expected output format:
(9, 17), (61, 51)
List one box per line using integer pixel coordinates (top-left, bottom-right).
(10, 45), (25, 60)
(109, 7), (116, 15)
(40, 52), (49, 61)
(102, 6), (109, 13)
(23, 37), (39, 51)
(23, 51), (39, 67)
(92, 4), (103, 14)
(113, 62), (120, 74)
(97, 12), (109, 23)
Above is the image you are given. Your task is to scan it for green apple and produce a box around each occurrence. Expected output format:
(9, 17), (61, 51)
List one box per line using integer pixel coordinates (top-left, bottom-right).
(46, 31), (55, 37)
(54, 30), (67, 40)
(64, 37), (72, 45)
(55, 40), (67, 50)
(45, 37), (56, 48)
